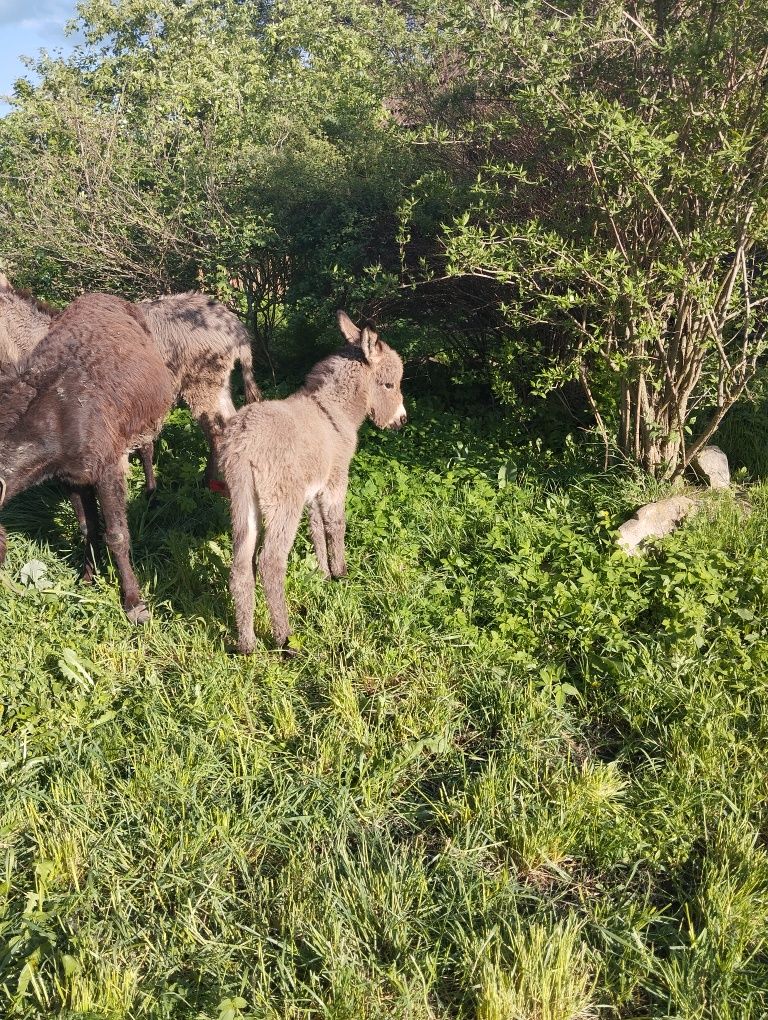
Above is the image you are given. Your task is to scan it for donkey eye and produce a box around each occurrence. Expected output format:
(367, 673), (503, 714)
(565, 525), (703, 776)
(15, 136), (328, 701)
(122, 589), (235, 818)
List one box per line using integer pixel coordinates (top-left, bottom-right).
(383, 382), (394, 390)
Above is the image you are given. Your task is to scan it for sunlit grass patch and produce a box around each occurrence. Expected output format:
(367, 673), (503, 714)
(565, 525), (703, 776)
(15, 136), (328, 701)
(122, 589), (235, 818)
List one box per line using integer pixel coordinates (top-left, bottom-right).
(2, 405), (768, 1017)
(476, 920), (597, 1020)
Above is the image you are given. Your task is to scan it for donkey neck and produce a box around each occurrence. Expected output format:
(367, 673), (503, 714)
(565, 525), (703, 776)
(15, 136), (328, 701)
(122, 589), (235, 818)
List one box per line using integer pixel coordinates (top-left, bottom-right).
(302, 352), (370, 433)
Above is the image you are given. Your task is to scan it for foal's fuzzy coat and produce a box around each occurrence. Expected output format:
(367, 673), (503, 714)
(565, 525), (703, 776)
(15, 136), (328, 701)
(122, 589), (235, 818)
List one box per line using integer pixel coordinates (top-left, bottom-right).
(0, 294), (175, 621)
(219, 311), (406, 653)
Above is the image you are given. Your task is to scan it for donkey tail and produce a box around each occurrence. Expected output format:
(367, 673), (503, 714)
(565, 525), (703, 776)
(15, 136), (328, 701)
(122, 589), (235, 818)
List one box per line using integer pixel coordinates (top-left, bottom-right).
(236, 329), (261, 404)
(226, 457), (258, 527)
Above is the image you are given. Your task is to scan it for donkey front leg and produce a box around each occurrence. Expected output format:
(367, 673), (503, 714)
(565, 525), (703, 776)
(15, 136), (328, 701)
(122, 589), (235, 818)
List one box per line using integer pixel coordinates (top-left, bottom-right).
(96, 459), (149, 624)
(258, 503), (303, 651)
(319, 485), (348, 580)
(0, 462), (52, 566)
(69, 486), (100, 584)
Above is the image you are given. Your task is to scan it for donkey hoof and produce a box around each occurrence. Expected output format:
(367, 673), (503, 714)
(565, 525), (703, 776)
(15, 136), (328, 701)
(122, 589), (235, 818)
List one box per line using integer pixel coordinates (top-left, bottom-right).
(125, 602), (151, 625)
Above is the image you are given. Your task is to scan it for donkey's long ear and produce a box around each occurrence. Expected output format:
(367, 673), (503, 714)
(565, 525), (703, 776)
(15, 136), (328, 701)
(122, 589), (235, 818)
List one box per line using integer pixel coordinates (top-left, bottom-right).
(337, 310), (361, 344)
(360, 325), (381, 363)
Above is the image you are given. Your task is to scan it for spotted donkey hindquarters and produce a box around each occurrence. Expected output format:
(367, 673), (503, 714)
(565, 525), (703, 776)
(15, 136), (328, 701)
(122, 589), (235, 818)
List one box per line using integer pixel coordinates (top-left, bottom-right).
(139, 292), (262, 486)
(0, 293), (175, 622)
(219, 310), (407, 654)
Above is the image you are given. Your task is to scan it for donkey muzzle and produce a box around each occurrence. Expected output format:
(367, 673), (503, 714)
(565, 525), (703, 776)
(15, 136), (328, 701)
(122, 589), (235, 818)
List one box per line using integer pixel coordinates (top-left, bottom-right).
(388, 404), (407, 430)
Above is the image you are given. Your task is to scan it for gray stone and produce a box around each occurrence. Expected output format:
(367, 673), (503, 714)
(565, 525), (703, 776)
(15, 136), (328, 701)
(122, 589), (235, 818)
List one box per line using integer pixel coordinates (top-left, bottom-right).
(617, 495), (699, 555)
(691, 445), (730, 489)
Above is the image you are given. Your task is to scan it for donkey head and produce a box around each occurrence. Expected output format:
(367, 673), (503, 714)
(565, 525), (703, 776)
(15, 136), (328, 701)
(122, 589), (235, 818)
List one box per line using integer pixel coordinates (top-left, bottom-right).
(336, 311), (407, 430)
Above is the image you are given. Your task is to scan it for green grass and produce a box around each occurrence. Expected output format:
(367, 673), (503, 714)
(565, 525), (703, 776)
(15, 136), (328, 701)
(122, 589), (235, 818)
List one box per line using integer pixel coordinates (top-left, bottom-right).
(2, 401), (768, 1018)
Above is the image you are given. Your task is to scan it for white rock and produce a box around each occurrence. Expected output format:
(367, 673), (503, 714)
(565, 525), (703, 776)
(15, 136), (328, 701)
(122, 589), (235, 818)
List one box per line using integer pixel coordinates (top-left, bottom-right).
(691, 445), (730, 489)
(617, 496), (699, 555)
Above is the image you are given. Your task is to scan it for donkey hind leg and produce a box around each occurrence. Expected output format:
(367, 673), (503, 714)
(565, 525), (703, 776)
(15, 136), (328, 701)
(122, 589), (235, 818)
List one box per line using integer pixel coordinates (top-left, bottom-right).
(136, 442), (157, 499)
(229, 492), (262, 654)
(96, 459), (149, 624)
(307, 498), (330, 579)
(206, 387), (237, 488)
(69, 486), (100, 584)
(258, 502), (304, 652)
(318, 485), (348, 580)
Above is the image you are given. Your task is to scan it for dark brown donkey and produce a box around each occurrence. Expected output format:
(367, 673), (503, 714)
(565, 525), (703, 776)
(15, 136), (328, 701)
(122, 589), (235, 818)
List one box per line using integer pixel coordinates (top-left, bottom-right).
(0, 294), (174, 622)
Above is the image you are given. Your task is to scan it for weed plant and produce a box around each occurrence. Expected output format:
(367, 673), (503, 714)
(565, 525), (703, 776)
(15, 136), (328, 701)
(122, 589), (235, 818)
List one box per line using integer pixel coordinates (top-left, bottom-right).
(2, 401), (768, 1018)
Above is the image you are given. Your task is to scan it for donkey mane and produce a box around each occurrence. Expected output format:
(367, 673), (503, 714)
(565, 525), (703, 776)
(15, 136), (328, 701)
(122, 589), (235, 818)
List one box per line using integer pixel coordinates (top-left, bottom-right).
(302, 347), (366, 395)
(142, 290), (216, 306)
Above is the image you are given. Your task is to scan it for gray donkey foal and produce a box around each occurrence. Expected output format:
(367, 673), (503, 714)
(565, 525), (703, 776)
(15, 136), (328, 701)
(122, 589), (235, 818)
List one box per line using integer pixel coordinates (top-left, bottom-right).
(219, 311), (406, 654)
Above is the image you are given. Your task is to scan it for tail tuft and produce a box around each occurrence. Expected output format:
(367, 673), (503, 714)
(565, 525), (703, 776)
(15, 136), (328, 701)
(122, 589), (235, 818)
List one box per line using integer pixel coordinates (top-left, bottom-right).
(237, 334), (262, 404)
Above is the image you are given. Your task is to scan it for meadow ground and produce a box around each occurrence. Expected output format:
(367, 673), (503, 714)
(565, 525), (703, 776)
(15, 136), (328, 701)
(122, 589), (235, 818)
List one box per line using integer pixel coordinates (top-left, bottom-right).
(1, 399), (768, 1019)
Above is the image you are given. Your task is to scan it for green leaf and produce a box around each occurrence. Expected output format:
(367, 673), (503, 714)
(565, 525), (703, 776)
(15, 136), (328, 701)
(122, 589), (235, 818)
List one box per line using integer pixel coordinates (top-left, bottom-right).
(59, 648), (93, 685)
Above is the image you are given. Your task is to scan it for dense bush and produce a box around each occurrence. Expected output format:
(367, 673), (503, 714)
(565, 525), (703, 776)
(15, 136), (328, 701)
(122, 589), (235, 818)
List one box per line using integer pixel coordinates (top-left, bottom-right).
(399, 0), (768, 476)
(0, 0), (417, 362)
